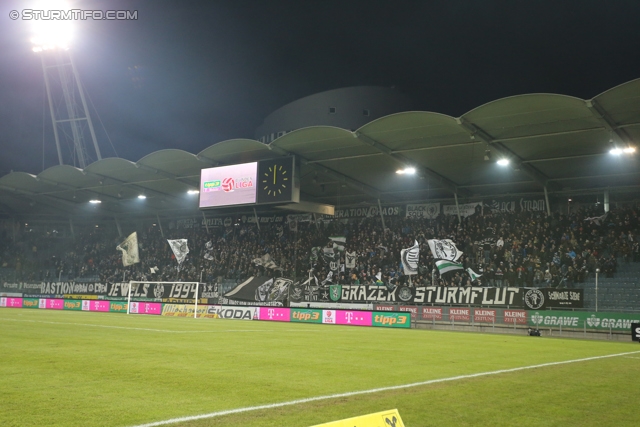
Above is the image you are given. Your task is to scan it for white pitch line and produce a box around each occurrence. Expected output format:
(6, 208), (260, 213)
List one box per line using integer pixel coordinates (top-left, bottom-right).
(0, 318), (267, 333)
(128, 349), (640, 427)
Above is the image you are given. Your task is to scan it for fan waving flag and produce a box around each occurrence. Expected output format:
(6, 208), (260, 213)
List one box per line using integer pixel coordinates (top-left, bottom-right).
(436, 260), (464, 275)
(467, 267), (482, 282)
(116, 232), (140, 266)
(167, 239), (189, 265)
(400, 240), (420, 275)
(427, 239), (463, 262)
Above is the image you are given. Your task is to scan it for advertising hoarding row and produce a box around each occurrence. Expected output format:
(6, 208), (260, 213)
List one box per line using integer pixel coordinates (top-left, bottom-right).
(6, 297), (636, 332)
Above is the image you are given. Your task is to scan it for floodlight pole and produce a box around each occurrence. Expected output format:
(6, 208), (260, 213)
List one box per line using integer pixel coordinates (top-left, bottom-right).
(40, 54), (63, 165)
(38, 48), (102, 168)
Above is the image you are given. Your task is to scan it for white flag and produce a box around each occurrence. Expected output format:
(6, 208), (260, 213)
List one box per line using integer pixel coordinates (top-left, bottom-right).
(466, 267), (482, 282)
(436, 260), (464, 275)
(427, 239), (463, 262)
(167, 239), (189, 265)
(345, 251), (357, 269)
(329, 236), (346, 244)
(400, 240), (420, 275)
(116, 232), (140, 267)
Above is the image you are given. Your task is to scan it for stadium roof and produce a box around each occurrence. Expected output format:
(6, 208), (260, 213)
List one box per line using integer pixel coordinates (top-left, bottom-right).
(1, 78), (639, 221)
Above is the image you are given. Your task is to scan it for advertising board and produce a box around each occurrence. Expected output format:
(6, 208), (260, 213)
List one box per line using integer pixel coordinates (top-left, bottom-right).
(258, 307), (290, 322)
(129, 302), (162, 315)
(199, 162), (258, 208)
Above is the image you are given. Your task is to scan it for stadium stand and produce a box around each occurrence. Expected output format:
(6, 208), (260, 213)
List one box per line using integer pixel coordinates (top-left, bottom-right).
(1, 205), (638, 310)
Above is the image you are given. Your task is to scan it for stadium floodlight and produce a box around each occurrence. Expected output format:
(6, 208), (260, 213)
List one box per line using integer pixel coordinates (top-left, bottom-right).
(89, 199), (101, 204)
(609, 148), (623, 155)
(187, 189), (200, 195)
(497, 158), (510, 166)
(30, 1), (74, 52)
(396, 167), (416, 175)
(137, 194), (147, 199)
(623, 147), (636, 154)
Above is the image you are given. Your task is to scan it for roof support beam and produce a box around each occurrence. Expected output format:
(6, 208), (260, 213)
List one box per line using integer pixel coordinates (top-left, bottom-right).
(457, 118), (554, 189)
(135, 163), (199, 187)
(36, 176), (122, 203)
(84, 171), (189, 204)
(355, 132), (465, 196)
(0, 184), (118, 216)
(267, 144), (386, 201)
(586, 99), (633, 144)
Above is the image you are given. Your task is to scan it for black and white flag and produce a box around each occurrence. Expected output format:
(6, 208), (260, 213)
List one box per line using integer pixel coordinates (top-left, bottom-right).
(427, 239), (463, 262)
(167, 239), (189, 265)
(401, 240), (420, 275)
(345, 251), (357, 269)
(116, 232), (140, 267)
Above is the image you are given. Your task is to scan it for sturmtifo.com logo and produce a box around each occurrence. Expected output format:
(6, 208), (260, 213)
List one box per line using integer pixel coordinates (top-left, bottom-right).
(586, 315), (601, 327)
(531, 312), (544, 325)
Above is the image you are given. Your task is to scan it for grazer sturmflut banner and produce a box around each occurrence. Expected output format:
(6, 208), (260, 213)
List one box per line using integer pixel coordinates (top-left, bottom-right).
(312, 285), (524, 307)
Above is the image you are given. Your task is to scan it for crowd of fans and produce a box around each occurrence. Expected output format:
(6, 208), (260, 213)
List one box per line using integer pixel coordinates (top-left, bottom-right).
(1, 204), (639, 289)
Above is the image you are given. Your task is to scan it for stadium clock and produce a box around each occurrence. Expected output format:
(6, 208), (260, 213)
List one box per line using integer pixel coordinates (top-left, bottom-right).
(257, 157), (296, 204)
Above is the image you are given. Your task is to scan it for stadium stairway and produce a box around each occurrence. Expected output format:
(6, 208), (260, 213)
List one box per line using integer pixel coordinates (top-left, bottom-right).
(582, 259), (640, 311)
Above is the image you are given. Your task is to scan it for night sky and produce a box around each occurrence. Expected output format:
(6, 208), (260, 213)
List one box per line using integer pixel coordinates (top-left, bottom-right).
(1, 0), (639, 176)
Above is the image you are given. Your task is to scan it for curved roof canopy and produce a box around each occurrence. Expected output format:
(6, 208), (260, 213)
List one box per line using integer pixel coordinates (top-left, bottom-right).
(1, 78), (639, 220)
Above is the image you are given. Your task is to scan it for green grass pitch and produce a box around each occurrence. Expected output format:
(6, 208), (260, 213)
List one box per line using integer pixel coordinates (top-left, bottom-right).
(1, 308), (639, 427)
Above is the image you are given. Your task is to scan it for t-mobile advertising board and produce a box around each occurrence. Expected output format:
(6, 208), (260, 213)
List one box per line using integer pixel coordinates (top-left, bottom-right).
(129, 302), (162, 315)
(82, 300), (111, 312)
(0, 297), (22, 308)
(335, 310), (372, 326)
(258, 307), (291, 322)
(39, 298), (64, 310)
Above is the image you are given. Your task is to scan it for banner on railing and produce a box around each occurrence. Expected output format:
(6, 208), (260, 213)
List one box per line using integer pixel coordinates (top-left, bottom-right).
(316, 285), (525, 307)
(522, 288), (583, 310)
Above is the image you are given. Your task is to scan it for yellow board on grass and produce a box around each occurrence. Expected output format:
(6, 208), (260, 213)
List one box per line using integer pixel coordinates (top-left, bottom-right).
(310, 409), (404, 427)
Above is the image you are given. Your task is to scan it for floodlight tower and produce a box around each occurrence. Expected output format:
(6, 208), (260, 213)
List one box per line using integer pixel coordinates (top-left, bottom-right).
(31, 3), (101, 168)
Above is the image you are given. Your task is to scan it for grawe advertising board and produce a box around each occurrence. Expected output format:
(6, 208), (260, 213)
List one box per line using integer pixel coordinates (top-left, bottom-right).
(199, 162), (258, 208)
(258, 307), (290, 322)
(528, 311), (640, 331)
(129, 302), (162, 315)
